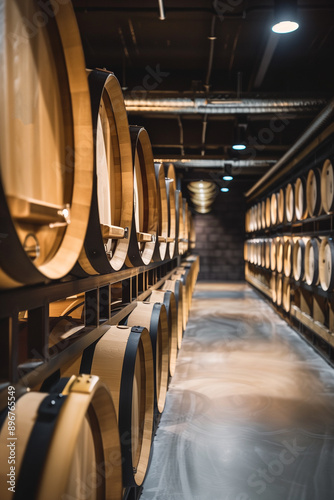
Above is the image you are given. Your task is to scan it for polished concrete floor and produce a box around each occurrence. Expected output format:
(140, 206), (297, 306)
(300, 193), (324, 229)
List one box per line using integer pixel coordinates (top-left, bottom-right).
(141, 283), (334, 500)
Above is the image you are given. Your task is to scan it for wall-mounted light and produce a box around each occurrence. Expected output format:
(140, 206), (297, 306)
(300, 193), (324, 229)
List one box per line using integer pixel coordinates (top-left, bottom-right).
(272, 0), (299, 34)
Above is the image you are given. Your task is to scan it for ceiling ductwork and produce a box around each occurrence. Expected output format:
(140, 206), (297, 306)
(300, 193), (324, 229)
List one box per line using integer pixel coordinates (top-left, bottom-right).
(124, 97), (326, 115)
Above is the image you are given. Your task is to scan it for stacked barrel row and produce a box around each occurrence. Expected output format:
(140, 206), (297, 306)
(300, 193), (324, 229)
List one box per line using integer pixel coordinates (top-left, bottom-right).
(245, 158), (334, 232)
(0, 0), (195, 289)
(0, 256), (200, 500)
(245, 236), (334, 309)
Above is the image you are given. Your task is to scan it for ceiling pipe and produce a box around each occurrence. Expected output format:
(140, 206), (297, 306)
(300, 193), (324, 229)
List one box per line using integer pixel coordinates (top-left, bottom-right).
(158, 0), (165, 20)
(124, 97), (326, 115)
(154, 159), (275, 169)
(246, 98), (334, 198)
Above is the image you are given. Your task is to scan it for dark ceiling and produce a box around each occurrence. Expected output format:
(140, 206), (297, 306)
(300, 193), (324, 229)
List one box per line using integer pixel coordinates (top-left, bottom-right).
(72, 0), (334, 193)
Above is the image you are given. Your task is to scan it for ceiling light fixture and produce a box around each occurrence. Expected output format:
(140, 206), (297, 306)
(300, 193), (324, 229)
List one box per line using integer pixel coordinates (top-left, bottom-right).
(232, 123), (247, 151)
(223, 175), (233, 181)
(272, 0), (299, 34)
(221, 187), (229, 193)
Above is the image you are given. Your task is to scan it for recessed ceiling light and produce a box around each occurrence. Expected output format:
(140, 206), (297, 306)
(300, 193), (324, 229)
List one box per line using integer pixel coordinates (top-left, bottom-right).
(232, 144), (246, 151)
(221, 187), (229, 193)
(222, 175), (233, 181)
(272, 21), (299, 34)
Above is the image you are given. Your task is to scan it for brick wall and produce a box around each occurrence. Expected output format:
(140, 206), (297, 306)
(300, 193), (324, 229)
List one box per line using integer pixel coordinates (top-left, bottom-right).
(192, 188), (246, 281)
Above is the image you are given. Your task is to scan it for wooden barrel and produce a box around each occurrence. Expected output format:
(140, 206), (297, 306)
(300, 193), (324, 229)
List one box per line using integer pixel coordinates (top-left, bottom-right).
(248, 206), (254, 232)
(76, 70), (133, 275)
(306, 168), (322, 217)
(245, 209), (251, 233)
(265, 197), (271, 228)
(276, 274), (283, 306)
(127, 302), (169, 413)
(261, 200), (266, 229)
(283, 239), (293, 277)
(292, 239), (306, 281)
(265, 239), (271, 269)
(176, 190), (185, 255)
(305, 238), (320, 286)
(270, 193), (278, 226)
(271, 273), (277, 303)
(319, 238), (334, 291)
(276, 238), (284, 273)
(270, 238), (277, 271)
(164, 164), (177, 258)
(125, 126), (158, 267)
(277, 188), (285, 224)
(261, 240), (266, 268)
(0, 375), (122, 500)
(163, 279), (184, 348)
(285, 183), (294, 222)
(181, 256), (200, 293)
(152, 163), (169, 261)
(294, 177), (307, 220)
(282, 278), (291, 312)
(61, 326), (154, 487)
(0, 0), (93, 287)
(321, 159), (334, 214)
(171, 272), (190, 326)
(244, 241), (249, 262)
(257, 202), (262, 230)
(148, 290), (178, 376)
(182, 199), (190, 254)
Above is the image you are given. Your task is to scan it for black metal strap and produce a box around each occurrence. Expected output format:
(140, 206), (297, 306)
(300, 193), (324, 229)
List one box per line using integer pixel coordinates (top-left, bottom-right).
(14, 390), (67, 500)
(80, 338), (100, 374)
(118, 326), (143, 486)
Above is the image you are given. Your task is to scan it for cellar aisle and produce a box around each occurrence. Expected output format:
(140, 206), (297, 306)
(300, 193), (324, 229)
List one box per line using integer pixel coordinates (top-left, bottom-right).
(141, 283), (334, 500)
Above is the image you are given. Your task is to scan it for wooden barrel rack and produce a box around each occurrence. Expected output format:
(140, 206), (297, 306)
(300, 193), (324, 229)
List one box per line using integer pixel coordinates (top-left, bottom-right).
(0, 3), (200, 500)
(244, 116), (334, 367)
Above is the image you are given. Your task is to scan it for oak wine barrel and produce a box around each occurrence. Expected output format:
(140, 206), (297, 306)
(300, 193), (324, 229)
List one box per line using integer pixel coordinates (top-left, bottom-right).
(277, 188), (285, 224)
(319, 238), (334, 291)
(265, 239), (271, 269)
(270, 193), (278, 226)
(152, 163), (169, 261)
(62, 326), (154, 487)
(285, 183), (294, 222)
(283, 239), (293, 277)
(176, 190), (185, 255)
(282, 279), (291, 312)
(76, 69), (133, 275)
(294, 177), (307, 220)
(0, 0), (93, 287)
(271, 273), (277, 303)
(148, 289), (178, 376)
(276, 274), (283, 306)
(126, 126), (158, 267)
(276, 238), (284, 274)
(321, 159), (334, 214)
(292, 238), (306, 282)
(261, 200), (266, 229)
(270, 238), (277, 271)
(257, 202), (262, 230)
(0, 375), (122, 500)
(306, 168), (322, 217)
(164, 163), (177, 258)
(163, 279), (184, 348)
(171, 272), (190, 327)
(265, 197), (271, 228)
(127, 302), (169, 413)
(305, 238), (320, 286)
